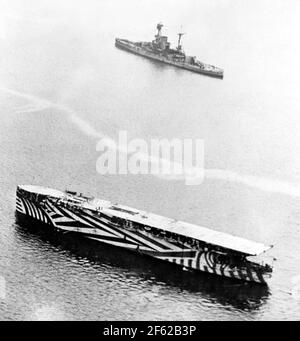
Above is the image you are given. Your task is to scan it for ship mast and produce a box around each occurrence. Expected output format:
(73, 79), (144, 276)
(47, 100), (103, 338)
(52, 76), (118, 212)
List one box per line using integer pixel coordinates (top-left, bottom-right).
(156, 22), (163, 37)
(177, 28), (185, 52)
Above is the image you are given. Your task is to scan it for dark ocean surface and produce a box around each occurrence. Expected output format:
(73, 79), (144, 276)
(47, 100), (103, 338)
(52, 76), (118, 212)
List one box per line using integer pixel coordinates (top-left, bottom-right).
(0, 0), (300, 320)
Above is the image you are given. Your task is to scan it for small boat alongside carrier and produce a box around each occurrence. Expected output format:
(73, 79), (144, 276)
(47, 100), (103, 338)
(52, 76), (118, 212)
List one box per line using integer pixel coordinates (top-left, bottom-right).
(16, 185), (273, 285)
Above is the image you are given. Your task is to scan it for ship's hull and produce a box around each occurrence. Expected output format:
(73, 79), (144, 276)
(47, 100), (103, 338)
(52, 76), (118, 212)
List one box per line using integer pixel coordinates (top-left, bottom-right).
(16, 193), (271, 285)
(115, 38), (223, 78)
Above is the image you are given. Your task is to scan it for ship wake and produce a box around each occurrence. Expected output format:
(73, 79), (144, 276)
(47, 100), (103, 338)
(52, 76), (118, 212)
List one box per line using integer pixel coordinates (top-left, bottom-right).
(2, 85), (300, 198)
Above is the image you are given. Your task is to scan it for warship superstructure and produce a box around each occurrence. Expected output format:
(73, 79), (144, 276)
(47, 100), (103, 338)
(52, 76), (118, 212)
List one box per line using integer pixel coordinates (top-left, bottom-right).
(16, 185), (273, 284)
(115, 23), (223, 78)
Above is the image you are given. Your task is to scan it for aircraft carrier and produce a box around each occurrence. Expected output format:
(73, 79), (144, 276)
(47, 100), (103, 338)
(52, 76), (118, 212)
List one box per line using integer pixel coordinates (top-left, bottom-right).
(16, 185), (273, 284)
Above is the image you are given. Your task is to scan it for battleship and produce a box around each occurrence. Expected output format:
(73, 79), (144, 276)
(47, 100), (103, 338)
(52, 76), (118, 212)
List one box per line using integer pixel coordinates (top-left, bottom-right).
(15, 185), (273, 284)
(115, 23), (224, 78)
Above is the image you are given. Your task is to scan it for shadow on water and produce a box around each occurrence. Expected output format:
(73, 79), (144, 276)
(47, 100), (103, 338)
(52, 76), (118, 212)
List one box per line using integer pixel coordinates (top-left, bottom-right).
(14, 215), (270, 312)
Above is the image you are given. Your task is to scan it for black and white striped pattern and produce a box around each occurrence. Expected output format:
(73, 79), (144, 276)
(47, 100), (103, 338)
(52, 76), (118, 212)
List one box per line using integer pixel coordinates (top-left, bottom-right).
(16, 194), (270, 284)
(16, 196), (51, 225)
